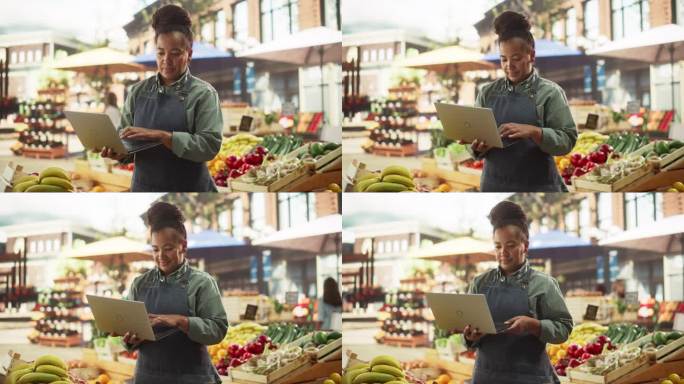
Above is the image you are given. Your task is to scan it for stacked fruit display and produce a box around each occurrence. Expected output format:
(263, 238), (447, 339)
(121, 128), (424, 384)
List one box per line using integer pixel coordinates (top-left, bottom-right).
(212, 146), (271, 187)
(659, 373), (683, 384)
(666, 182), (684, 192)
(643, 140), (684, 159)
(213, 334), (274, 376)
(559, 144), (614, 185)
(353, 166), (416, 192)
(295, 142), (341, 160)
(311, 331), (342, 347)
(343, 356), (407, 384)
(5, 354), (70, 384)
(323, 372), (342, 384)
(207, 133), (261, 178)
(547, 323), (610, 375)
(12, 167), (74, 192)
(552, 335), (616, 377)
(264, 323), (313, 345)
(261, 135), (304, 156)
(605, 323), (649, 345)
(208, 322), (266, 364)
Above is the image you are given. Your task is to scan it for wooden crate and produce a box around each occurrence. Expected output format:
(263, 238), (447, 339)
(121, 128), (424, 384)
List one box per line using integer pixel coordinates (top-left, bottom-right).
(22, 146), (67, 159)
(285, 144), (342, 170)
(630, 142), (684, 169)
(566, 355), (648, 384)
(316, 338), (342, 360)
(381, 334), (430, 348)
(371, 143), (418, 157)
(229, 165), (309, 192)
(37, 334), (81, 347)
(282, 359), (341, 384)
(82, 349), (135, 381)
(230, 354), (313, 384)
(573, 164), (653, 192)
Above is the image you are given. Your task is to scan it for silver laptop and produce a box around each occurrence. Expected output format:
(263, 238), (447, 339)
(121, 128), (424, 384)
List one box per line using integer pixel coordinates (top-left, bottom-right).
(426, 292), (504, 334)
(65, 111), (161, 155)
(86, 294), (178, 341)
(434, 103), (504, 149)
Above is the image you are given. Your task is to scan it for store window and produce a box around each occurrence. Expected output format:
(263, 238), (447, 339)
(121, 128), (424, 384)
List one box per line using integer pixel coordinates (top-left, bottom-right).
(277, 193), (313, 230)
(612, 0), (649, 40)
(597, 193), (614, 231)
(250, 193), (266, 232)
(379, 49), (385, 62)
(362, 50), (369, 63)
(566, 7), (577, 47)
(393, 240), (400, 253)
(53, 239), (60, 251)
(260, 0), (299, 43)
(233, 1), (249, 43)
(565, 208), (579, 236)
(10, 52), (17, 64)
(401, 239), (408, 251)
(200, 14), (215, 44)
(321, 0), (340, 30)
(37, 240), (44, 253)
(370, 49), (377, 62)
(552, 14), (565, 43)
(387, 48), (394, 61)
(579, 198), (591, 238)
(27, 50), (33, 63)
(583, 0), (600, 40)
(377, 241), (384, 254)
(45, 240), (52, 252)
(216, 10), (226, 46)
(29, 241), (35, 254)
(665, 255), (683, 300)
(18, 51), (25, 64)
(623, 193), (662, 230)
(232, 198), (244, 238)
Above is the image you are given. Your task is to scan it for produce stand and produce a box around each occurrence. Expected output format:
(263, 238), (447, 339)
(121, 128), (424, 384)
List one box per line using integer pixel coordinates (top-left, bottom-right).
(82, 348), (135, 382)
(420, 158), (480, 191)
(73, 159), (131, 192)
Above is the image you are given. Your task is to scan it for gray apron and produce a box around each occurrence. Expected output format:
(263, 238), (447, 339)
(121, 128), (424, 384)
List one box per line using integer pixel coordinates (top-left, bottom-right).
(131, 78), (216, 192)
(135, 268), (219, 384)
(481, 81), (564, 192)
(472, 271), (558, 384)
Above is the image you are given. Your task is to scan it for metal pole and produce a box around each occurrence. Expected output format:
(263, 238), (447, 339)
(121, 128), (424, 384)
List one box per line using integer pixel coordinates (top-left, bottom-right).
(670, 45), (677, 120)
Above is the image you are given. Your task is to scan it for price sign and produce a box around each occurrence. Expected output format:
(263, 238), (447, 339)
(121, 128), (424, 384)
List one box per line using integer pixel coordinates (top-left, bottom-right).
(584, 304), (599, 321)
(244, 304), (258, 321)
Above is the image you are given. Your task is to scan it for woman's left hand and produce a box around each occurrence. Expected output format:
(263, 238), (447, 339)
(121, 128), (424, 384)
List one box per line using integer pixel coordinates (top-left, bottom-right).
(504, 315), (541, 336)
(149, 313), (189, 332)
(120, 127), (173, 148)
(499, 123), (542, 143)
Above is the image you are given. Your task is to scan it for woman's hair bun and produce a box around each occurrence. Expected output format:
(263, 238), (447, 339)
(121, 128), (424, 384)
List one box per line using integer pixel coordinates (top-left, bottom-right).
(494, 11), (532, 36)
(145, 202), (187, 239)
(152, 4), (192, 31)
(488, 200), (529, 239)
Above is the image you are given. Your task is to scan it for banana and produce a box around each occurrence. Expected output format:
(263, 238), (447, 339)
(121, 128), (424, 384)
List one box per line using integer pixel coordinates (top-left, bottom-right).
(35, 364), (68, 377)
(380, 165), (411, 179)
(24, 184), (67, 193)
(348, 363), (370, 371)
(357, 173), (380, 182)
(371, 365), (404, 378)
(381, 174), (414, 188)
(48, 381), (71, 384)
(40, 177), (74, 191)
(34, 355), (67, 370)
(17, 372), (61, 384)
(385, 381), (408, 384)
(370, 355), (402, 370)
(15, 175), (39, 184)
(346, 367), (370, 383)
(39, 167), (70, 181)
(355, 177), (379, 192)
(365, 182), (408, 192)
(13, 180), (38, 192)
(9, 362), (33, 372)
(6, 368), (34, 384)
(352, 372), (396, 384)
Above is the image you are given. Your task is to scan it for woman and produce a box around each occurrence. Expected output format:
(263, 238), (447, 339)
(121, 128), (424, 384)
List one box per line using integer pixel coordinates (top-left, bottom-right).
(319, 277), (342, 330)
(469, 11), (577, 192)
(463, 201), (573, 384)
(124, 202), (228, 383)
(102, 4), (222, 192)
(104, 92), (121, 129)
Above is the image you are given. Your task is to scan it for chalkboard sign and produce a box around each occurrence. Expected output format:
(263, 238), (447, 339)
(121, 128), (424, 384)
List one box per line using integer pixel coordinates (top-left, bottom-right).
(584, 304), (599, 321)
(626, 101), (640, 114)
(244, 304), (258, 321)
(285, 291), (299, 305)
(625, 291), (638, 306)
(239, 115), (253, 132)
(585, 113), (599, 130)
(282, 102), (296, 116)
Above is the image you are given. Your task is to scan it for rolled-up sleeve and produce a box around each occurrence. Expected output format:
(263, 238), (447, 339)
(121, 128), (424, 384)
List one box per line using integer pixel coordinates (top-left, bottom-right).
(538, 277), (573, 344)
(187, 275), (228, 345)
(171, 88), (223, 162)
(538, 86), (577, 156)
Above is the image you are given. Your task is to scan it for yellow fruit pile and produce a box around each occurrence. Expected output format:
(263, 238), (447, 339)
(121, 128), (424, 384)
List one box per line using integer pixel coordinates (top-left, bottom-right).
(6, 354), (70, 384)
(354, 166), (416, 192)
(547, 322), (607, 365)
(343, 355), (406, 384)
(12, 167), (73, 192)
(660, 373), (683, 384)
(208, 134), (262, 176)
(555, 131), (607, 173)
(208, 322), (266, 364)
(666, 182), (684, 192)
(323, 372), (342, 384)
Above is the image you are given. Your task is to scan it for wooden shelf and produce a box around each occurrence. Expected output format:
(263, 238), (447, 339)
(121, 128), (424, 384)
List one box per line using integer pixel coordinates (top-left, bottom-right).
(371, 143), (418, 157)
(22, 146), (67, 159)
(37, 334), (81, 347)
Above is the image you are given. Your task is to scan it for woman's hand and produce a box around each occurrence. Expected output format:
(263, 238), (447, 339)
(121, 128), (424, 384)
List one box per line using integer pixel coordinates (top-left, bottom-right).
(463, 324), (484, 342)
(120, 127), (173, 149)
(469, 139), (490, 155)
(100, 147), (126, 161)
(504, 315), (541, 336)
(499, 123), (542, 144)
(123, 331), (142, 346)
(149, 313), (189, 332)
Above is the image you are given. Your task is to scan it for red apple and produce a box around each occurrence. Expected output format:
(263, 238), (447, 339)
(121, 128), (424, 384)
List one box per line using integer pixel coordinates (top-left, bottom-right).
(568, 358), (582, 368)
(581, 352), (592, 361)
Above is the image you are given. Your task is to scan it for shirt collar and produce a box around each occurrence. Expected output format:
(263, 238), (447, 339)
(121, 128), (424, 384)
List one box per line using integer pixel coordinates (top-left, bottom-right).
(496, 259), (530, 283)
(156, 259), (189, 282)
(505, 67), (539, 93)
(156, 68), (191, 92)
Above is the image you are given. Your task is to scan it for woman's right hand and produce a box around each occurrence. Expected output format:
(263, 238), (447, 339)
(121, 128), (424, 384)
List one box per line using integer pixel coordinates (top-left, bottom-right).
(463, 324), (484, 342)
(123, 332), (141, 345)
(100, 147), (126, 161)
(471, 139), (490, 155)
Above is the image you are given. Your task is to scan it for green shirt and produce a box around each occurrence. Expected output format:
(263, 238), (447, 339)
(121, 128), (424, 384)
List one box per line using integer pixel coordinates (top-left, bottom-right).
(467, 260), (574, 345)
(469, 68), (577, 158)
(128, 260), (228, 346)
(119, 69), (223, 163)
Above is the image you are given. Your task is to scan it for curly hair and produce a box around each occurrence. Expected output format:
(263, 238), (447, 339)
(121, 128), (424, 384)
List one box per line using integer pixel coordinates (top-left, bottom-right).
(488, 200), (529, 241)
(152, 4), (193, 48)
(145, 201), (187, 240)
(494, 11), (535, 51)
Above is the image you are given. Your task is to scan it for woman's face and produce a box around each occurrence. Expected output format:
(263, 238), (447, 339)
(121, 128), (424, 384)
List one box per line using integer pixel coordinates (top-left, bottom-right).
(499, 38), (535, 84)
(156, 32), (192, 84)
(150, 227), (187, 275)
(493, 225), (528, 274)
